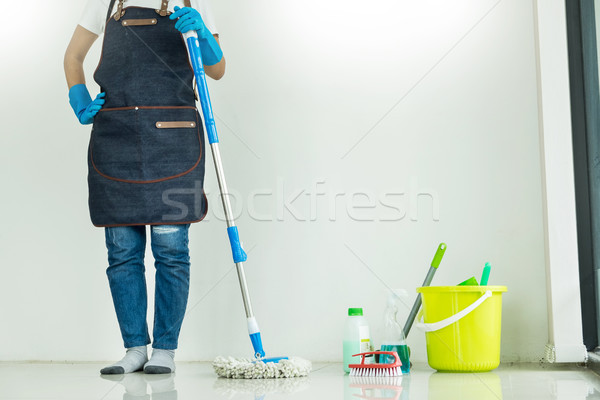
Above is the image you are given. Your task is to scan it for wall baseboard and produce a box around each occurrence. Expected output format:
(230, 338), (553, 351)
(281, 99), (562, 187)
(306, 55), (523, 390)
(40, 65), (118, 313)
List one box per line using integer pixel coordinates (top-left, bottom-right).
(545, 343), (588, 363)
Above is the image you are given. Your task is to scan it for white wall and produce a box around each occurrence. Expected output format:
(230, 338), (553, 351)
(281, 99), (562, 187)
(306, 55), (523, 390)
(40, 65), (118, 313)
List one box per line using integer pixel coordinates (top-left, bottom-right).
(0, 0), (550, 362)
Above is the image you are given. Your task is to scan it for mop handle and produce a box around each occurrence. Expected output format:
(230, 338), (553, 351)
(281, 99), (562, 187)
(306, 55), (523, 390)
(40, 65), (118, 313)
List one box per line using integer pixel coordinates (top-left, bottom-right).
(183, 31), (255, 317)
(183, 31), (266, 358)
(184, 32), (219, 145)
(403, 266), (435, 338)
(403, 243), (446, 338)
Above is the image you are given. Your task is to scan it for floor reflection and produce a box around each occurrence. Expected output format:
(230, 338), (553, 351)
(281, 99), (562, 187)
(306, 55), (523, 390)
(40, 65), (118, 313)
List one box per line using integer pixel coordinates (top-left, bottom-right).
(549, 375), (600, 400)
(343, 372), (502, 400)
(212, 376), (310, 399)
(428, 372), (501, 400)
(95, 364), (600, 400)
(101, 373), (177, 400)
(344, 375), (408, 400)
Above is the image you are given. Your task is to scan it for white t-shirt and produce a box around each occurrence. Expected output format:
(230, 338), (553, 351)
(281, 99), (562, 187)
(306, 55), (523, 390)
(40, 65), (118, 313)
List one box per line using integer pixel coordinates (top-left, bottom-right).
(79, 0), (218, 36)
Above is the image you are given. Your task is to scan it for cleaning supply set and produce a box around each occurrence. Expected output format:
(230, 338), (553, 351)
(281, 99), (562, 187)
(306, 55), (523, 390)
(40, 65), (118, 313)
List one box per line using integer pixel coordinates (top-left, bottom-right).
(344, 243), (508, 375)
(342, 244), (448, 377)
(182, 29), (310, 379)
(345, 243), (447, 376)
(343, 306), (408, 377)
(375, 243), (447, 374)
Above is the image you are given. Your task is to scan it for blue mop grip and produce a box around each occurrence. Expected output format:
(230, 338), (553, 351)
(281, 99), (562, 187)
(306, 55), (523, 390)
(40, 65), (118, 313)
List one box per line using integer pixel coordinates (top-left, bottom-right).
(227, 226), (248, 263)
(185, 33), (219, 144)
(249, 332), (266, 358)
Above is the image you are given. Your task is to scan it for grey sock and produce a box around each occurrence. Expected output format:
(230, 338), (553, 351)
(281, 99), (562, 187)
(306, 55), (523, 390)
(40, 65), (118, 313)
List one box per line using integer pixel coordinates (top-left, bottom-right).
(100, 346), (148, 375)
(144, 349), (175, 374)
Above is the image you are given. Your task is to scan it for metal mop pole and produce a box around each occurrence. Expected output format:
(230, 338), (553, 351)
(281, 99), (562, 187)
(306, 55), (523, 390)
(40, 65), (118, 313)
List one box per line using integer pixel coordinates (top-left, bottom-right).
(403, 243), (447, 338)
(183, 31), (265, 359)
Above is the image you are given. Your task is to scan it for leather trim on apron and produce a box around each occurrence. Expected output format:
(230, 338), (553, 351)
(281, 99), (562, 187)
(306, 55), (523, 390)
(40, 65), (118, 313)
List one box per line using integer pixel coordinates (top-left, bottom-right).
(121, 18), (158, 26)
(157, 0), (170, 16)
(106, 0), (193, 22)
(156, 121), (197, 128)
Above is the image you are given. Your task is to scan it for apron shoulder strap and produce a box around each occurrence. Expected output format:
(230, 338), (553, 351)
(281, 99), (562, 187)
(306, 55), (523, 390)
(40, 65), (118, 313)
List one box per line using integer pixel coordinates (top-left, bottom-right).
(157, 0), (190, 15)
(158, 0), (169, 16)
(155, 1), (193, 18)
(106, 0), (117, 23)
(108, 0), (125, 22)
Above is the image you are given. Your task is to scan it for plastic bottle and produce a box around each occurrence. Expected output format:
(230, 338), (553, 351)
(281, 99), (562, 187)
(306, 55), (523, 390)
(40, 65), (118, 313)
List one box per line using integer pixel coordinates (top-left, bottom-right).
(343, 307), (372, 373)
(380, 292), (411, 373)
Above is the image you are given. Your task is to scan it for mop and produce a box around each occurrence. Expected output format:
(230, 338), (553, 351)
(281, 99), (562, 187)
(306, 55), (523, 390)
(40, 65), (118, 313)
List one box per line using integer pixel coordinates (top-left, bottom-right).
(182, 30), (311, 379)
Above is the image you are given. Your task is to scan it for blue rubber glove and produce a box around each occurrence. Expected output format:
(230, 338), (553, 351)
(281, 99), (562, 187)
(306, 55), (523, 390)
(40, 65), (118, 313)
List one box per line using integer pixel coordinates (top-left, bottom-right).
(68, 84), (105, 125)
(170, 6), (223, 66)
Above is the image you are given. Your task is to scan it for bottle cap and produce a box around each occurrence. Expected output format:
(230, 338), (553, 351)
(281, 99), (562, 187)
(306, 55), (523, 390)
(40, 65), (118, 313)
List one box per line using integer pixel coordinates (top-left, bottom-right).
(348, 308), (363, 316)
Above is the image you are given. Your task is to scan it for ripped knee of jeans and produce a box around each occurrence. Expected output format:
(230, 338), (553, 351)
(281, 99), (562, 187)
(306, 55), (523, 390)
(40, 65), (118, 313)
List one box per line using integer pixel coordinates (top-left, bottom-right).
(153, 225), (181, 235)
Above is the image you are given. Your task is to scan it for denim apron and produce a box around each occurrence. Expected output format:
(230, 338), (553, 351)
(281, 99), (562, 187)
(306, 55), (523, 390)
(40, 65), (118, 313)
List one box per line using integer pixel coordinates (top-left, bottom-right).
(88, 0), (207, 227)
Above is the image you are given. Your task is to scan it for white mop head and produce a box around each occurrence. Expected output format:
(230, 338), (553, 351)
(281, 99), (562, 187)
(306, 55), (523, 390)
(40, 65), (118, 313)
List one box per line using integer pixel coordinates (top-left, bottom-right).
(213, 356), (312, 379)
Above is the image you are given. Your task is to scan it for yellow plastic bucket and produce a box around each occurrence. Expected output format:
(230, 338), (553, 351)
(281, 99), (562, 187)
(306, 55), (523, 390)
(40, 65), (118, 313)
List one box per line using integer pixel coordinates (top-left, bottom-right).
(415, 286), (507, 372)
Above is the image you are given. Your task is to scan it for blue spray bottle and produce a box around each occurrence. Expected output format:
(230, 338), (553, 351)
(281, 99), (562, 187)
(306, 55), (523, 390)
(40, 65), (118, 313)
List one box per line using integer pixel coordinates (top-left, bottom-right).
(381, 290), (411, 374)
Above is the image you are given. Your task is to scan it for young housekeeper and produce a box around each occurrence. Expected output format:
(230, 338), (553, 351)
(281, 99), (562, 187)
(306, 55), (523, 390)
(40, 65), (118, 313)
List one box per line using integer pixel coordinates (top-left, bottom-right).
(63, 0), (225, 374)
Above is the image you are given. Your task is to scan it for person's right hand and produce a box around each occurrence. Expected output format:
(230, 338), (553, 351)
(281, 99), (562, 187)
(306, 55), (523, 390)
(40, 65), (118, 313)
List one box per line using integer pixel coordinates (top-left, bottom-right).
(68, 84), (105, 125)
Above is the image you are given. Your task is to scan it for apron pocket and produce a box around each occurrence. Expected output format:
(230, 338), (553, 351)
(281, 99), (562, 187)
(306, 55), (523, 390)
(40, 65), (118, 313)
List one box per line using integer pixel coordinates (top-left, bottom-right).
(91, 107), (202, 183)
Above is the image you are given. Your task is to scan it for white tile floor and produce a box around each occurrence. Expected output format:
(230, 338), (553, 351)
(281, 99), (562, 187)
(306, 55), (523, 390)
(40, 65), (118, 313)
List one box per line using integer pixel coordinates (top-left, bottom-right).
(0, 362), (599, 400)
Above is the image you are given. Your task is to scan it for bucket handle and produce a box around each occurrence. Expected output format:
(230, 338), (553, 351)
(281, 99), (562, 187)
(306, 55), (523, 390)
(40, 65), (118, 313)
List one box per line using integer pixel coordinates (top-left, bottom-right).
(415, 290), (492, 332)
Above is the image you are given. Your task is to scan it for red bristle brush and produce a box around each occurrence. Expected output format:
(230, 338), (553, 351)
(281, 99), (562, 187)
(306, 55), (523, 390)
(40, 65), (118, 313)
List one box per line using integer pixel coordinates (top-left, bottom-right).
(349, 351), (403, 377)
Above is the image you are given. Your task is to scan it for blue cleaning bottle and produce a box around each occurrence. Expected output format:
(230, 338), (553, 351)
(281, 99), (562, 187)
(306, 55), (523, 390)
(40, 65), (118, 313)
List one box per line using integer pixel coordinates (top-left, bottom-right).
(381, 291), (411, 373)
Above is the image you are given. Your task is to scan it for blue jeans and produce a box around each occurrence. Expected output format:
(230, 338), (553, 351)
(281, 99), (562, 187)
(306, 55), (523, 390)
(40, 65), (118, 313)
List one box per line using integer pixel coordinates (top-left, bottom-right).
(104, 224), (191, 350)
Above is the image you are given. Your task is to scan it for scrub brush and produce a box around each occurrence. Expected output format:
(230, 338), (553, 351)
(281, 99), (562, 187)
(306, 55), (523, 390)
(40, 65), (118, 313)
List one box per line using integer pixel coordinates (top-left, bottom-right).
(349, 351), (403, 377)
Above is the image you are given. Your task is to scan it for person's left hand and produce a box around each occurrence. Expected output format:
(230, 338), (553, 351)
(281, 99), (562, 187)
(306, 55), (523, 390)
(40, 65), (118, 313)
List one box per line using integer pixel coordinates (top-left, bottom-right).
(170, 6), (209, 37)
